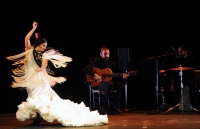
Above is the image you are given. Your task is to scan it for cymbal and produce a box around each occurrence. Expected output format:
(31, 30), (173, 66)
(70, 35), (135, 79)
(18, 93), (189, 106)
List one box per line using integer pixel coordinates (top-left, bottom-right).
(168, 66), (194, 70)
(194, 70), (200, 72)
(159, 70), (166, 73)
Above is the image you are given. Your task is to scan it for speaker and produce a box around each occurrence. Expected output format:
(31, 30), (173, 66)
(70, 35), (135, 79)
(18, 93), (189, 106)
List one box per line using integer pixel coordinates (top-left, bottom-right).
(117, 48), (132, 70)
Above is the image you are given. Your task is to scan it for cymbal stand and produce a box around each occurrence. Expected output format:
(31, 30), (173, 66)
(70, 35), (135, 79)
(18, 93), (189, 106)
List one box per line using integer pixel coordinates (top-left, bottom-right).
(166, 70), (200, 113)
(146, 53), (174, 114)
(166, 70), (184, 112)
(145, 57), (160, 114)
(155, 57), (159, 112)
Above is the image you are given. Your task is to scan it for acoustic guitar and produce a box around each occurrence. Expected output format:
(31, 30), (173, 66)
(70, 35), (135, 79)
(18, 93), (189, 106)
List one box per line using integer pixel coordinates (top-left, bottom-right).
(86, 67), (137, 87)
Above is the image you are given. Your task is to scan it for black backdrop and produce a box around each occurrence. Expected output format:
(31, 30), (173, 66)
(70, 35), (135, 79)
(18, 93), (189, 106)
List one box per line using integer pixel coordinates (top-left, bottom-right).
(1, 5), (200, 112)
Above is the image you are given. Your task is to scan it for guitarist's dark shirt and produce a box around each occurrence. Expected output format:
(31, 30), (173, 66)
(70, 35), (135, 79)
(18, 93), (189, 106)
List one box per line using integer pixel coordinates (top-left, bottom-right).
(83, 57), (119, 82)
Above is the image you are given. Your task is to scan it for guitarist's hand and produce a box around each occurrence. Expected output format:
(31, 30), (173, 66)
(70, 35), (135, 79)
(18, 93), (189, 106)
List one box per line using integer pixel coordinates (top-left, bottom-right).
(123, 73), (129, 79)
(94, 73), (102, 83)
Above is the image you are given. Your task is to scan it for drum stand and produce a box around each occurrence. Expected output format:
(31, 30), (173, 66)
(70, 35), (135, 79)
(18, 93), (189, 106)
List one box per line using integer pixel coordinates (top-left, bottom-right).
(159, 86), (169, 110)
(166, 70), (199, 113)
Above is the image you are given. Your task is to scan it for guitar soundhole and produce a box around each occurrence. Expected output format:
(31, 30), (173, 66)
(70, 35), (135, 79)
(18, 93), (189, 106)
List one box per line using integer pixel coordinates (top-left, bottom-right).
(102, 74), (106, 79)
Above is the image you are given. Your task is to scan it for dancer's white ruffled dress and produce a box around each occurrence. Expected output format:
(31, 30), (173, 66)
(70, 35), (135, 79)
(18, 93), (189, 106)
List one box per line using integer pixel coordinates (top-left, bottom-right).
(6, 48), (108, 127)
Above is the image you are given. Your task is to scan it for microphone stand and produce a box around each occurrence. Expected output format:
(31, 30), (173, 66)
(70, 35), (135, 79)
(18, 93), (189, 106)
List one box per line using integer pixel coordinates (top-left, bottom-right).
(146, 53), (174, 114)
(124, 70), (130, 111)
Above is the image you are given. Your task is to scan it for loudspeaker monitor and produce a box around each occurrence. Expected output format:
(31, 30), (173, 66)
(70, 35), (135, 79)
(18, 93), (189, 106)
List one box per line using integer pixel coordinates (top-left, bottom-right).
(117, 48), (132, 70)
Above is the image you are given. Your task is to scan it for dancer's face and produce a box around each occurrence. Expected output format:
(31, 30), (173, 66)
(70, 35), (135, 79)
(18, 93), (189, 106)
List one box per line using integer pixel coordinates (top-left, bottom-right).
(36, 42), (47, 52)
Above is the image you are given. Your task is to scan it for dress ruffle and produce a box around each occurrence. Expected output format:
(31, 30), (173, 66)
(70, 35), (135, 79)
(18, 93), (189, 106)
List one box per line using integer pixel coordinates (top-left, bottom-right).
(17, 98), (108, 126)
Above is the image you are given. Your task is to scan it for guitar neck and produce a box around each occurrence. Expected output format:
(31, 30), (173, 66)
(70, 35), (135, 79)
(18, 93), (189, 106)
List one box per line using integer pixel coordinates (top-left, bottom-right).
(103, 73), (123, 78)
(103, 71), (137, 78)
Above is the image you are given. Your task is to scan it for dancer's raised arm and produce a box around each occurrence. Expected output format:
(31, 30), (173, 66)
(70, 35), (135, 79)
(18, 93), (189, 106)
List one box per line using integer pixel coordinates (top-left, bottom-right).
(25, 21), (37, 50)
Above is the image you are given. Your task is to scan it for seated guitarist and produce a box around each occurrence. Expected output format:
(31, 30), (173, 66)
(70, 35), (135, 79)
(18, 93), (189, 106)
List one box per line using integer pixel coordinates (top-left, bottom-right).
(83, 46), (128, 115)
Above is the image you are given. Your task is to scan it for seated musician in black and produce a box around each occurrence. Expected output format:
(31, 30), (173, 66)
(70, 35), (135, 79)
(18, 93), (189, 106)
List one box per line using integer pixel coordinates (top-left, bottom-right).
(170, 44), (199, 108)
(83, 46), (128, 115)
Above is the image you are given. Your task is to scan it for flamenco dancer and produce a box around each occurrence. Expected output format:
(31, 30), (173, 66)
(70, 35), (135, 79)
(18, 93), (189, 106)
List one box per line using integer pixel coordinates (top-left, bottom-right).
(6, 21), (108, 127)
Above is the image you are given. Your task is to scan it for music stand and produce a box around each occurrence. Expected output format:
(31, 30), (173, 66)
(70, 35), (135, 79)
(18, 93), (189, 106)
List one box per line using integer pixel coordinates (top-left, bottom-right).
(166, 66), (200, 113)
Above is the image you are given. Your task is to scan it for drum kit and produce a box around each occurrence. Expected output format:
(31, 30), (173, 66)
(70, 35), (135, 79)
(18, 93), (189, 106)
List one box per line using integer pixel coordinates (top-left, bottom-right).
(145, 52), (200, 113)
(161, 65), (200, 113)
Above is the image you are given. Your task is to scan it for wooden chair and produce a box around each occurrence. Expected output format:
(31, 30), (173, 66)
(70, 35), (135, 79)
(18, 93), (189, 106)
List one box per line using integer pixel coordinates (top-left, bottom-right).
(86, 81), (118, 113)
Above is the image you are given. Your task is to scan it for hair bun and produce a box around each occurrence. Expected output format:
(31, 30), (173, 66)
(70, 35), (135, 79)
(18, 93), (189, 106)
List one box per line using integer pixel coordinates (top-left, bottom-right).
(33, 37), (47, 47)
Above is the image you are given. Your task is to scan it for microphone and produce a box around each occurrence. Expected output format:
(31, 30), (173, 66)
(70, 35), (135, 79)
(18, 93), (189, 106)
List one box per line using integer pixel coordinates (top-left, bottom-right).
(171, 46), (179, 58)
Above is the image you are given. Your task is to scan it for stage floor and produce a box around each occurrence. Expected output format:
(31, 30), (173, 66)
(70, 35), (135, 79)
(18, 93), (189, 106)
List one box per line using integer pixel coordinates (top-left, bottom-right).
(0, 110), (200, 129)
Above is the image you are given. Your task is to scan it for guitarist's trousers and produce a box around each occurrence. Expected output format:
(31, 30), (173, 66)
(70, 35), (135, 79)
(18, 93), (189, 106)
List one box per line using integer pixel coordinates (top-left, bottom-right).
(93, 81), (124, 108)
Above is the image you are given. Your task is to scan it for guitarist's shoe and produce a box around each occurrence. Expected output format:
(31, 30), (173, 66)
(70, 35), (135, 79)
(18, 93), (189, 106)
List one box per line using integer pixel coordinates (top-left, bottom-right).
(99, 106), (107, 115)
(113, 106), (122, 113)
